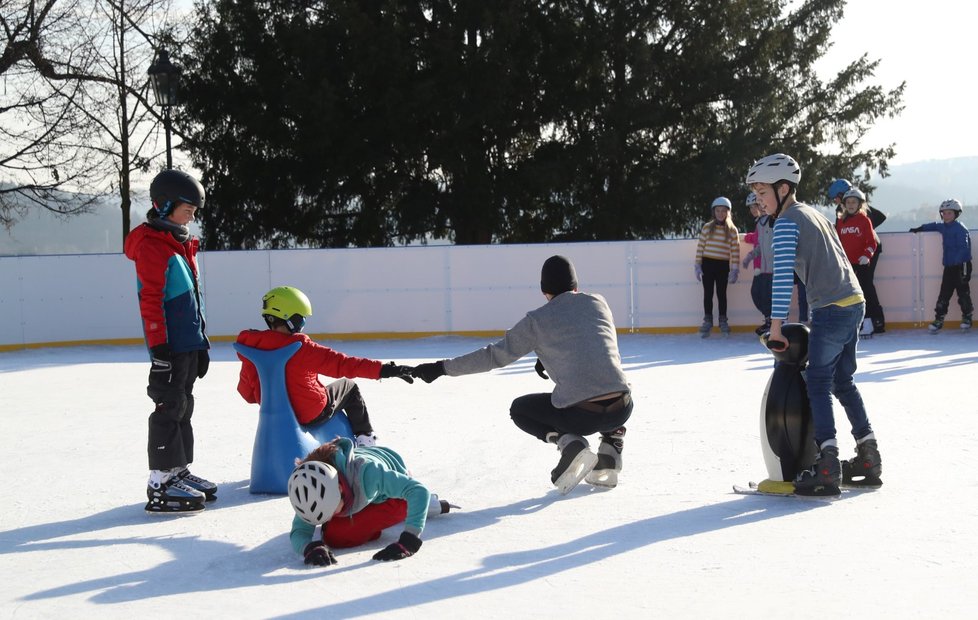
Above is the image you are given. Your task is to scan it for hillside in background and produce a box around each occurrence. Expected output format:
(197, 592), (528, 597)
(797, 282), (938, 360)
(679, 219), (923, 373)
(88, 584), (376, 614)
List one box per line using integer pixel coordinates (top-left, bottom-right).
(870, 156), (978, 232)
(2, 157), (977, 254)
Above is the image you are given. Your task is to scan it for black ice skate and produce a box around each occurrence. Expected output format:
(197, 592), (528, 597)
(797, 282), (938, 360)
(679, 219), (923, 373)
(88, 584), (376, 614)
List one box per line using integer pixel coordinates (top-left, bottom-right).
(719, 316), (731, 337)
(174, 468), (218, 501)
(793, 444), (841, 497)
(928, 316), (944, 333)
(551, 434), (598, 495)
(145, 477), (206, 514)
(698, 316), (713, 338)
(842, 439), (882, 489)
(961, 314), (972, 330)
(586, 427), (625, 488)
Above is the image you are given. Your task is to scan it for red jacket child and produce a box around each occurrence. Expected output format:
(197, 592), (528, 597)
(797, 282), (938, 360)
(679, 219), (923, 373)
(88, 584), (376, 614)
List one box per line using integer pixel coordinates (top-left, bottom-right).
(236, 329), (383, 424)
(835, 209), (877, 266)
(235, 286), (415, 439)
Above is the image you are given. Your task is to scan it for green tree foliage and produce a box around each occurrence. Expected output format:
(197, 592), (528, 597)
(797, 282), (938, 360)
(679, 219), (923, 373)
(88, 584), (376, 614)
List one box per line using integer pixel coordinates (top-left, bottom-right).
(180, 0), (903, 249)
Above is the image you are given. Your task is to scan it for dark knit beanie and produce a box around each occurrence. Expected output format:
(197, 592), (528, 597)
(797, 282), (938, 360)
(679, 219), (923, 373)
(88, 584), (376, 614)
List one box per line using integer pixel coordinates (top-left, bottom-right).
(540, 255), (578, 295)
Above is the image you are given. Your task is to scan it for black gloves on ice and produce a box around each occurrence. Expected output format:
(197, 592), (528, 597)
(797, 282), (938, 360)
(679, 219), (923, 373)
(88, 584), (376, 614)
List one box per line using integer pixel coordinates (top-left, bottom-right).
(379, 361), (415, 384)
(197, 349), (210, 379)
(534, 359), (549, 380)
(303, 541), (337, 566)
(412, 361), (446, 384)
(372, 532), (422, 562)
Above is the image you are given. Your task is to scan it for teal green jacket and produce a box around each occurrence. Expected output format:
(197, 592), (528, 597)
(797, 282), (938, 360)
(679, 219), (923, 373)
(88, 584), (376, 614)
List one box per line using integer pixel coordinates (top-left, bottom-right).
(289, 438), (431, 555)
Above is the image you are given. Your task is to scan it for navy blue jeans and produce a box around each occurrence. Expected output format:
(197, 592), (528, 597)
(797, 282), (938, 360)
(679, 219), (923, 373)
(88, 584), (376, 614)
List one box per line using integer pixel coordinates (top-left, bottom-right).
(803, 302), (872, 446)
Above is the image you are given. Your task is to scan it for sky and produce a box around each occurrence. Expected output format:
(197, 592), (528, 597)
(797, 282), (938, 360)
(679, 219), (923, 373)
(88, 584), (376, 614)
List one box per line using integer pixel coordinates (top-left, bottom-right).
(816, 0), (978, 164)
(1, 331), (977, 618)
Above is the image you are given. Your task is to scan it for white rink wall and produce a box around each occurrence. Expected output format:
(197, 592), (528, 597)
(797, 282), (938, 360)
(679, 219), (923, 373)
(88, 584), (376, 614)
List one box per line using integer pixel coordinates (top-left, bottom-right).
(0, 232), (960, 349)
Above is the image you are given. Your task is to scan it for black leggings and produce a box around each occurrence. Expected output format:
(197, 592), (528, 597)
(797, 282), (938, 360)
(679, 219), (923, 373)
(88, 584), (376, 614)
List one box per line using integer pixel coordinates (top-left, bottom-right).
(701, 258), (730, 317)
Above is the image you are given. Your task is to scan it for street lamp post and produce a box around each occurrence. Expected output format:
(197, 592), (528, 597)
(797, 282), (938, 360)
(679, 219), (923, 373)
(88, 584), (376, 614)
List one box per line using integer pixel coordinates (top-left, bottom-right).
(147, 48), (182, 169)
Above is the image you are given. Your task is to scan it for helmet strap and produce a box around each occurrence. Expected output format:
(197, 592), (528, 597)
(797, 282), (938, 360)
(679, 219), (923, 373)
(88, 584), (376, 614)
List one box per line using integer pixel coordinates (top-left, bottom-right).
(773, 182), (792, 218)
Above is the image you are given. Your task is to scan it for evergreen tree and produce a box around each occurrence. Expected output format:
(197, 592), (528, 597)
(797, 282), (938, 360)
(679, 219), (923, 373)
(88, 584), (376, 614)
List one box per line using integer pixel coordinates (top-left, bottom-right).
(180, 0), (903, 248)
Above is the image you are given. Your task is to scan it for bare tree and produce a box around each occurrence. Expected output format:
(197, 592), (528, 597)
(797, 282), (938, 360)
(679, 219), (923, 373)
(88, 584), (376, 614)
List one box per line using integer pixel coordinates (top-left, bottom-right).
(1, 0), (177, 242)
(1, 0), (109, 226)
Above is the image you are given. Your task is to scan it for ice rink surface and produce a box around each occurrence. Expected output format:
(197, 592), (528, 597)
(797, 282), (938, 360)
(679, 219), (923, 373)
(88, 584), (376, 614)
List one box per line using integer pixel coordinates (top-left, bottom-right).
(2, 329), (976, 618)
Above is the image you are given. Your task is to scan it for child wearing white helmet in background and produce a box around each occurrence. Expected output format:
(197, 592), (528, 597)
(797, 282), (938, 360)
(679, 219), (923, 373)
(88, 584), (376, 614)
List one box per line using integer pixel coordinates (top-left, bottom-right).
(909, 199), (973, 331)
(835, 188), (882, 337)
(742, 192), (774, 335)
(693, 197), (741, 337)
(288, 438), (456, 566)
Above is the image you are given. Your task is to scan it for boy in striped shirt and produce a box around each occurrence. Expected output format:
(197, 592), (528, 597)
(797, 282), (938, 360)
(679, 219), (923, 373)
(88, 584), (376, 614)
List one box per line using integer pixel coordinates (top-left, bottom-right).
(746, 154), (882, 496)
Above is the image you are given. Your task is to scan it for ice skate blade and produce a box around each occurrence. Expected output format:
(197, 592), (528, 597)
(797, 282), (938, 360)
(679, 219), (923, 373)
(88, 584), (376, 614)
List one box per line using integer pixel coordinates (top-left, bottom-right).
(144, 500), (205, 515)
(553, 450), (599, 495)
(793, 484), (841, 497)
(732, 480), (841, 500)
(585, 468), (618, 488)
(842, 477), (882, 490)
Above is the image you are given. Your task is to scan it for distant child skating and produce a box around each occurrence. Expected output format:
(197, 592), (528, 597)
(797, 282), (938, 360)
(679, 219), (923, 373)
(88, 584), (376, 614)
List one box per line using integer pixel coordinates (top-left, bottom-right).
(835, 188), (881, 337)
(694, 197), (741, 336)
(910, 199), (973, 332)
(742, 192), (774, 335)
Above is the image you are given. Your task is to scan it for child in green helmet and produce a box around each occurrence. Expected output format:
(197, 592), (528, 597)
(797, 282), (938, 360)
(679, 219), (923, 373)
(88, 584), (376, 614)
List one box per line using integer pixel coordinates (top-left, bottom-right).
(235, 286), (415, 446)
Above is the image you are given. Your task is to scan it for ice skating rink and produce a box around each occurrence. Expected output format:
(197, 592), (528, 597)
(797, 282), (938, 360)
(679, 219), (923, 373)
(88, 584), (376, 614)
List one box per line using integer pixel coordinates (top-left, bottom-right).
(2, 330), (976, 619)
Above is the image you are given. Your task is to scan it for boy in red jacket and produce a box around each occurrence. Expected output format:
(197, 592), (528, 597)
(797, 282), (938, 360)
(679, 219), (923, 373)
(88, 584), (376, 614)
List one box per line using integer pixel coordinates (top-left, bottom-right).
(236, 286), (414, 446)
(124, 169), (216, 514)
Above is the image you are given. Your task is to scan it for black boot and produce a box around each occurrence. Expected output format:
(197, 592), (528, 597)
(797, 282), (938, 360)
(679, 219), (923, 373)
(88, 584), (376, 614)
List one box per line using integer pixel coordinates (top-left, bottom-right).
(794, 444), (841, 496)
(842, 439), (882, 488)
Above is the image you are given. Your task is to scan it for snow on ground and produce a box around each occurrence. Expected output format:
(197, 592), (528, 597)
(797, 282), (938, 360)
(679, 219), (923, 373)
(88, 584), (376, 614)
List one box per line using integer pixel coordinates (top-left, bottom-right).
(1, 330), (977, 619)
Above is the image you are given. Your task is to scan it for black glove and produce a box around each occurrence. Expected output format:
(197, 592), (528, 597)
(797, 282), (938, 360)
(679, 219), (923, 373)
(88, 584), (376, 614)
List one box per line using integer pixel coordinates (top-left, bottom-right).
(411, 361), (446, 384)
(372, 531), (422, 562)
(379, 361), (415, 384)
(303, 541), (337, 566)
(909, 226), (922, 233)
(197, 349), (210, 379)
(150, 344), (172, 380)
(534, 358), (549, 380)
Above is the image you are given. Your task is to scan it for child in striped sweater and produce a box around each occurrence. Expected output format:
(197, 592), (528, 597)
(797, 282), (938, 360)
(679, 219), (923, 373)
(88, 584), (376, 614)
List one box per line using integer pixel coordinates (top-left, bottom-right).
(694, 197), (741, 336)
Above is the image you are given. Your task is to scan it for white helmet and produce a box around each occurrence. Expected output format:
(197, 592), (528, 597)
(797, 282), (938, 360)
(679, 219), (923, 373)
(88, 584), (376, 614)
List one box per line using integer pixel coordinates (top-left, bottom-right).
(288, 461), (341, 526)
(745, 192), (758, 207)
(711, 196), (732, 210)
(745, 153), (802, 186)
(842, 188), (866, 203)
(940, 199), (963, 213)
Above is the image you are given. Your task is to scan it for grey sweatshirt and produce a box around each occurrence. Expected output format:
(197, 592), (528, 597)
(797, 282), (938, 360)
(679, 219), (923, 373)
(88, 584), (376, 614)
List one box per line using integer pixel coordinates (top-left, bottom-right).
(443, 292), (630, 408)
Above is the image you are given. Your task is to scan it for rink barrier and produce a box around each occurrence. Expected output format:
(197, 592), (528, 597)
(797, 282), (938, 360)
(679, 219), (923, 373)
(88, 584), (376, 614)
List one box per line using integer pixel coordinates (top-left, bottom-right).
(0, 232), (958, 350)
